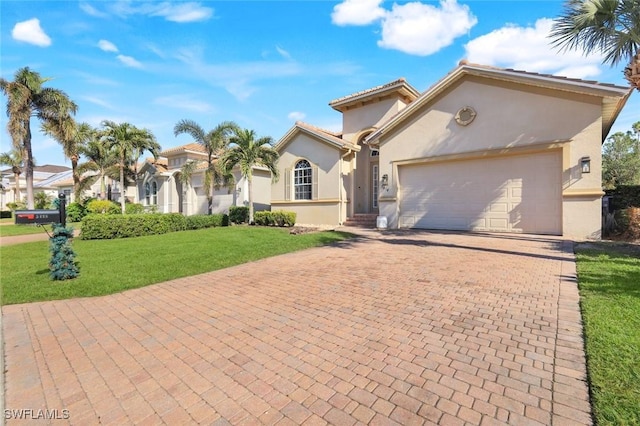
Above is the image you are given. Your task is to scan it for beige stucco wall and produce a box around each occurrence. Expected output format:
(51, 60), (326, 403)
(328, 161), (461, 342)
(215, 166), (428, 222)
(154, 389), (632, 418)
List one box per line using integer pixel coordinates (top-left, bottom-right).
(378, 77), (605, 239)
(271, 201), (341, 226)
(342, 97), (409, 143)
(273, 133), (343, 202)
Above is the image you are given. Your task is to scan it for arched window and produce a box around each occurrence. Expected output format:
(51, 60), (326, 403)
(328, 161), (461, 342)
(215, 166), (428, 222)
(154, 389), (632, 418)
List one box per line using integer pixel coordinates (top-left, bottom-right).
(294, 160), (312, 200)
(144, 183), (151, 205)
(152, 181), (158, 205)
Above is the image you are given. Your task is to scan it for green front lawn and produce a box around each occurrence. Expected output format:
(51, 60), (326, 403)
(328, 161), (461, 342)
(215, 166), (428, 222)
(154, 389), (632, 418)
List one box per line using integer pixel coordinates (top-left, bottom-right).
(0, 223), (54, 237)
(575, 243), (640, 425)
(1, 226), (353, 305)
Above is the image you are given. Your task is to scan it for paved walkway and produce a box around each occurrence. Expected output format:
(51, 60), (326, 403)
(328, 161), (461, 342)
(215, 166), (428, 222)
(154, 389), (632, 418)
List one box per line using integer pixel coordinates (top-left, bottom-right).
(2, 230), (591, 425)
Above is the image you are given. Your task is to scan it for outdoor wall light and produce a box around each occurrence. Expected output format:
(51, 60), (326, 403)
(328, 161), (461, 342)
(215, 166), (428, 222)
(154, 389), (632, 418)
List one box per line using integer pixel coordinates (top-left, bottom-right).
(381, 174), (389, 189)
(580, 156), (591, 174)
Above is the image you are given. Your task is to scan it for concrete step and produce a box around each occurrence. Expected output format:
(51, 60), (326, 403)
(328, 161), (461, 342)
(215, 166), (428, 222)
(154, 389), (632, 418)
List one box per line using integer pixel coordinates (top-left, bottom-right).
(344, 214), (378, 228)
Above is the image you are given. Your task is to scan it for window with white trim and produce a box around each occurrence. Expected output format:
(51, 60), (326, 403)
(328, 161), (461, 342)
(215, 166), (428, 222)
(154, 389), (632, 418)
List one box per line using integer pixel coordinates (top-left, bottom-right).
(294, 160), (312, 200)
(145, 183), (151, 205)
(152, 181), (158, 205)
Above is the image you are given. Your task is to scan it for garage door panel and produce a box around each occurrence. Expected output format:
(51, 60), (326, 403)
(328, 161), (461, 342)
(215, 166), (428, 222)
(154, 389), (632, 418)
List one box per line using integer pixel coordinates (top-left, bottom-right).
(398, 152), (562, 235)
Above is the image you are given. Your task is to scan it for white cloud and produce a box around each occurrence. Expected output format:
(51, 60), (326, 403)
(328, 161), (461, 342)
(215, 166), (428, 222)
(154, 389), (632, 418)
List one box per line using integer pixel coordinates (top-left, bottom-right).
(98, 39), (118, 53)
(110, 1), (213, 23)
(152, 2), (213, 23)
(276, 46), (292, 60)
(288, 111), (306, 121)
(80, 96), (114, 110)
(464, 18), (604, 79)
(12, 18), (51, 47)
(117, 54), (143, 69)
(378, 0), (477, 56)
(79, 2), (108, 18)
(154, 94), (214, 113)
(331, 0), (386, 26)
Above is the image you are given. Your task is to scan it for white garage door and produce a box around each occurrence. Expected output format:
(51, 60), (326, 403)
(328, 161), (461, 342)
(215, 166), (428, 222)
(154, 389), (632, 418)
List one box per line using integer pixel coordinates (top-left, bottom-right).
(398, 152), (562, 234)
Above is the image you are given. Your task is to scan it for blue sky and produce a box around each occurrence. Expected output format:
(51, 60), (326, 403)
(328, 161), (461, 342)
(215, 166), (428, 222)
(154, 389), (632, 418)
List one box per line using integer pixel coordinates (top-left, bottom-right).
(1, 0), (637, 167)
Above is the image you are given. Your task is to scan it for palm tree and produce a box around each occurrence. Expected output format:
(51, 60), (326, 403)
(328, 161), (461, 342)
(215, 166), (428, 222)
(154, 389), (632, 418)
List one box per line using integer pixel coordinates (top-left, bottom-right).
(99, 120), (160, 213)
(0, 67), (77, 208)
(174, 119), (238, 214)
(550, 0), (640, 90)
(79, 137), (118, 200)
(42, 120), (94, 201)
(178, 160), (201, 214)
(222, 128), (279, 224)
(0, 148), (24, 202)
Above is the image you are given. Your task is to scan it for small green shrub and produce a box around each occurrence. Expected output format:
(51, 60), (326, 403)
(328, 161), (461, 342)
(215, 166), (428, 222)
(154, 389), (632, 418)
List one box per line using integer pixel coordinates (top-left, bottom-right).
(254, 210), (296, 227)
(229, 206), (249, 224)
(34, 191), (53, 209)
(49, 224), (79, 280)
(86, 199), (121, 214)
(125, 203), (145, 214)
(81, 213), (187, 240)
(66, 202), (87, 222)
(6, 201), (26, 211)
(185, 214), (229, 230)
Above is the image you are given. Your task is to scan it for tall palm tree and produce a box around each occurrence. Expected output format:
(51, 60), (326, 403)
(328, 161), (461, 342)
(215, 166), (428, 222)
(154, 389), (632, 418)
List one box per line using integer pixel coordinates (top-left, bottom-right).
(0, 148), (24, 202)
(550, 0), (640, 90)
(79, 137), (118, 200)
(174, 119), (238, 214)
(0, 67), (77, 208)
(222, 128), (279, 224)
(100, 120), (160, 213)
(178, 160), (201, 214)
(42, 120), (94, 201)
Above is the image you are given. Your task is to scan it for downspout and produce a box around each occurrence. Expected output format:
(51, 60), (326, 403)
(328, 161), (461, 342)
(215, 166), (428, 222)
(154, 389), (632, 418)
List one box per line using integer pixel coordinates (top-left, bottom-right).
(339, 148), (353, 225)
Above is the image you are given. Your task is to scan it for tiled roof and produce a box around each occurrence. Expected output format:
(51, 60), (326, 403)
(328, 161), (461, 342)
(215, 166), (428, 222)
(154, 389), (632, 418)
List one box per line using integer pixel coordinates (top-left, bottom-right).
(329, 78), (420, 111)
(33, 164), (71, 173)
(160, 143), (207, 156)
(276, 121), (359, 152)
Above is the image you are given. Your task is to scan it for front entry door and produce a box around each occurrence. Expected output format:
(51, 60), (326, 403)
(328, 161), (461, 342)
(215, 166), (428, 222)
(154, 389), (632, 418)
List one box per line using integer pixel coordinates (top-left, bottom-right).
(370, 162), (379, 213)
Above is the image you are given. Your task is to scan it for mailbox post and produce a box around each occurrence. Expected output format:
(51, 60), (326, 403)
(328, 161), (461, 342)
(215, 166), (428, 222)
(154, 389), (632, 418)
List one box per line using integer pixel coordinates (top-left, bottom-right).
(14, 193), (67, 226)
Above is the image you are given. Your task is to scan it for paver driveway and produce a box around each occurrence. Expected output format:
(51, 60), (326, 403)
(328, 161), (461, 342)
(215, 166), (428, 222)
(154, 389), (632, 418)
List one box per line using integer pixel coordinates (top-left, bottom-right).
(2, 230), (591, 425)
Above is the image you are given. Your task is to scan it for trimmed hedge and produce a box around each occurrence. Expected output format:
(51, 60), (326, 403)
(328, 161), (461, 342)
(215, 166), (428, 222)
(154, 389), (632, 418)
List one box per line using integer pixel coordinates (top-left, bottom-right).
(125, 203), (146, 214)
(66, 202), (87, 222)
(185, 214), (229, 229)
(254, 210), (296, 227)
(81, 213), (228, 240)
(229, 206), (249, 224)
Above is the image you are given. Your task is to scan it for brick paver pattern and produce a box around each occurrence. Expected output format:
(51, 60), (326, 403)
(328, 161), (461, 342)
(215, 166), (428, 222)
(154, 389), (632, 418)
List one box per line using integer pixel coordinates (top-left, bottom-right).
(3, 231), (591, 425)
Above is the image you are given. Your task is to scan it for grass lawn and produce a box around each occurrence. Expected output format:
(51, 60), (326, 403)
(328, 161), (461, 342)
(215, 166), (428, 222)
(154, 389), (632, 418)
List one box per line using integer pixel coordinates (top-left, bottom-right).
(1, 226), (354, 305)
(0, 222), (80, 237)
(575, 242), (640, 425)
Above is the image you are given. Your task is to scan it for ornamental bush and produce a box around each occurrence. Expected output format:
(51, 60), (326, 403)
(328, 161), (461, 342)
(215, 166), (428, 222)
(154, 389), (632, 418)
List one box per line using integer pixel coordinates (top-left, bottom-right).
(66, 202), (87, 222)
(81, 213), (229, 239)
(86, 199), (121, 214)
(125, 203), (146, 214)
(49, 224), (79, 280)
(185, 214), (229, 229)
(229, 206), (249, 224)
(254, 210), (296, 227)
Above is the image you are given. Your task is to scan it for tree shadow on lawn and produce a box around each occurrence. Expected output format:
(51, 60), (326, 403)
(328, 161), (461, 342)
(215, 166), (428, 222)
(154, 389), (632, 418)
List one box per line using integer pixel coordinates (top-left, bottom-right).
(575, 248), (640, 299)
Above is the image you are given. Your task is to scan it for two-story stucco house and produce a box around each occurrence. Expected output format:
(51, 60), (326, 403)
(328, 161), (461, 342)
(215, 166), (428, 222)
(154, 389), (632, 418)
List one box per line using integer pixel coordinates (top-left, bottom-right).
(271, 62), (631, 239)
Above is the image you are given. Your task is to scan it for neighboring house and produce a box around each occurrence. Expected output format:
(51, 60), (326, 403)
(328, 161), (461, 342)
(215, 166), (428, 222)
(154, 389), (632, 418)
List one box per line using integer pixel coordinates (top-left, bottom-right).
(0, 164), (72, 207)
(272, 62), (632, 239)
(135, 143), (271, 215)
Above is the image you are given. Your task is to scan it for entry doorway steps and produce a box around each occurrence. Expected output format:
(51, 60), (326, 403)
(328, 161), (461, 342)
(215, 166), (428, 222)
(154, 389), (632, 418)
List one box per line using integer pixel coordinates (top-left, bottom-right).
(344, 213), (378, 228)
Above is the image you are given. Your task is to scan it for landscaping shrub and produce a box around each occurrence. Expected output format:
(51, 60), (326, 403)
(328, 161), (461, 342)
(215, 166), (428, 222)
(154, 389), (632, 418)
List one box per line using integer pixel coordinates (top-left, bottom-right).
(81, 213), (187, 240)
(125, 203), (146, 214)
(185, 214), (229, 229)
(86, 199), (121, 214)
(0, 211), (11, 219)
(605, 185), (640, 210)
(66, 202), (87, 223)
(6, 201), (26, 211)
(625, 207), (640, 240)
(254, 210), (296, 227)
(49, 224), (79, 280)
(229, 206), (249, 224)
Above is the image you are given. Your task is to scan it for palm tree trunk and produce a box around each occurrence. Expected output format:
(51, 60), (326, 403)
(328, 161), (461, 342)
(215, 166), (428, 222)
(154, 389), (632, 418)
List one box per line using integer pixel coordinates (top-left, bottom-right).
(72, 156), (80, 201)
(13, 172), (20, 203)
(100, 171), (106, 200)
(24, 119), (35, 209)
(248, 172), (254, 224)
(119, 158), (126, 214)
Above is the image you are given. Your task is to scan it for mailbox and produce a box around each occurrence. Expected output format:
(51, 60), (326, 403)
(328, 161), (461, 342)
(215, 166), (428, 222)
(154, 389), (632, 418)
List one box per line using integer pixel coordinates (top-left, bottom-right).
(14, 210), (61, 225)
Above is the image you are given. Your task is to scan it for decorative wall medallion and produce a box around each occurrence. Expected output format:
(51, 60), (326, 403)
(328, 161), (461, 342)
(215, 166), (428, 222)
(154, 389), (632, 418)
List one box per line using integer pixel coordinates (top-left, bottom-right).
(455, 106), (477, 126)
